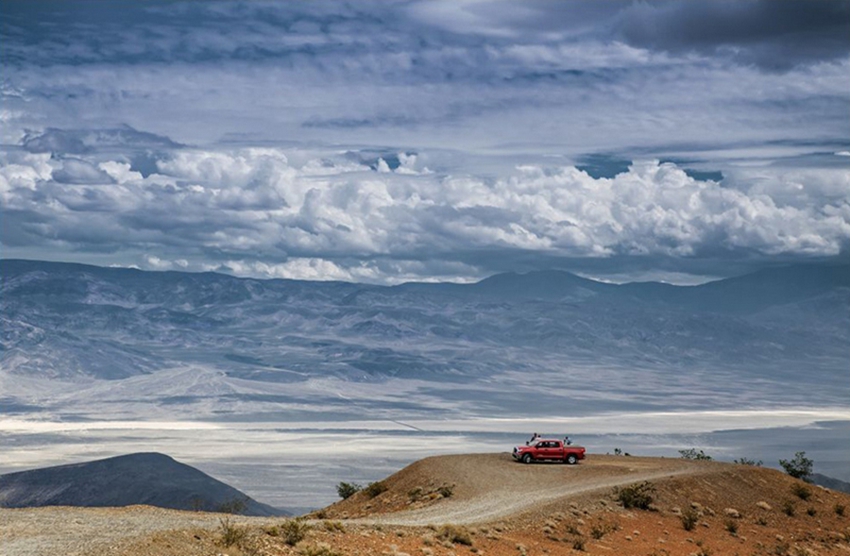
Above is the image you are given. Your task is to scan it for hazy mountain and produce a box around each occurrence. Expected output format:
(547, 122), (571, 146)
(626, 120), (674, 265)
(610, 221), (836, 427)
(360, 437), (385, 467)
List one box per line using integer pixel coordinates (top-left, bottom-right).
(1, 259), (848, 419)
(0, 452), (285, 515)
(811, 473), (850, 495)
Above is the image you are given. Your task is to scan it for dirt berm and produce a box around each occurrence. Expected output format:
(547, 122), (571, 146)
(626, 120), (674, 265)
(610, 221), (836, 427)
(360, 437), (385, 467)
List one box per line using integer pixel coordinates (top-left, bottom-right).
(325, 452), (705, 524)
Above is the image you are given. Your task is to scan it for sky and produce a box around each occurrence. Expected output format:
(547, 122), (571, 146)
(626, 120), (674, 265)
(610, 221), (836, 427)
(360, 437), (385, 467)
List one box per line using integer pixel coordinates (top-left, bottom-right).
(1, 0), (849, 284)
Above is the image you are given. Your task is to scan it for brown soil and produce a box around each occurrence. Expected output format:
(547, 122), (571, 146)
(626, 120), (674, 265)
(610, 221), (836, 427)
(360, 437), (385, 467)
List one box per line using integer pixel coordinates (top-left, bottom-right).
(3, 453), (849, 556)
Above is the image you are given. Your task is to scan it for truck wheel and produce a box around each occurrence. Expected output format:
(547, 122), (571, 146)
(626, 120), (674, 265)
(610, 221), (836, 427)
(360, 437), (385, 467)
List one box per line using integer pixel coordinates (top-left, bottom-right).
(522, 453), (533, 464)
(566, 454), (578, 465)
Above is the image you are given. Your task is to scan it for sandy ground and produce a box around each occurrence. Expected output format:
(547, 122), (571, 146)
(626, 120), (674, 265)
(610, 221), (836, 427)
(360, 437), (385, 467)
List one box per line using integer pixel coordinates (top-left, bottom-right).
(0, 505), (277, 556)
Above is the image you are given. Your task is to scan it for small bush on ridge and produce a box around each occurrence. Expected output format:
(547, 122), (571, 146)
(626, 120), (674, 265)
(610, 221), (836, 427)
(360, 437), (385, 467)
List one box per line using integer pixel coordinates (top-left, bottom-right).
(218, 517), (248, 547)
(725, 519), (738, 535)
(437, 484), (455, 498)
(681, 508), (699, 531)
(299, 543), (341, 556)
(615, 481), (655, 510)
(782, 500), (796, 517)
(365, 481), (388, 498)
(281, 518), (311, 546)
(779, 451), (813, 482)
(791, 483), (811, 500)
(336, 482), (362, 500)
(437, 524), (473, 546)
(679, 448), (712, 461)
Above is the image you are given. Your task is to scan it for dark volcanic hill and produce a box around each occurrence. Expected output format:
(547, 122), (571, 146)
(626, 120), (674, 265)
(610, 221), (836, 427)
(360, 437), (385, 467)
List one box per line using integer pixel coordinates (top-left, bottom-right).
(0, 452), (284, 516)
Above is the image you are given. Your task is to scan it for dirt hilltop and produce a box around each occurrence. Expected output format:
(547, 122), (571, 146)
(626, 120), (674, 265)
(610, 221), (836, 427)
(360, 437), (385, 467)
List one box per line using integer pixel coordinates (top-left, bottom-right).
(2, 453), (849, 556)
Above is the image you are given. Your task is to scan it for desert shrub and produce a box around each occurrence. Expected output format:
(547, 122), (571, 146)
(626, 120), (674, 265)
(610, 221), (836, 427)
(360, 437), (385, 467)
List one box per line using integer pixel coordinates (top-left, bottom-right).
(299, 543), (341, 556)
(218, 517), (248, 547)
(408, 486), (423, 501)
(779, 452), (813, 482)
(437, 484), (455, 498)
(365, 481), (388, 498)
(323, 520), (345, 532)
(681, 508), (699, 531)
(265, 525), (280, 536)
(590, 523), (607, 539)
(336, 481), (362, 500)
(835, 503), (846, 516)
(217, 496), (248, 514)
(734, 457), (763, 466)
(572, 536), (586, 551)
(679, 448), (712, 461)
(755, 516), (768, 526)
(281, 518), (311, 546)
(791, 483), (812, 500)
(725, 519), (738, 535)
(615, 481), (655, 510)
(782, 500), (796, 517)
(437, 524), (473, 546)
(806, 507), (817, 516)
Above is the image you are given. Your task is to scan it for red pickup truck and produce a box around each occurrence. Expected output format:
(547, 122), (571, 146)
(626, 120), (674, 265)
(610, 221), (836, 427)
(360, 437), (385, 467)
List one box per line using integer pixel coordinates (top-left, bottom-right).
(512, 439), (586, 465)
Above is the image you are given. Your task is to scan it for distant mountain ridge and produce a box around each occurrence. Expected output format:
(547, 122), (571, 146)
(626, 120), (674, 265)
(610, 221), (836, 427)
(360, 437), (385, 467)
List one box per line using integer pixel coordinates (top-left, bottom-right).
(812, 473), (850, 495)
(3, 257), (847, 309)
(430, 264), (850, 313)
(0, 452), (285, 516)
(1, 258), (848, 420)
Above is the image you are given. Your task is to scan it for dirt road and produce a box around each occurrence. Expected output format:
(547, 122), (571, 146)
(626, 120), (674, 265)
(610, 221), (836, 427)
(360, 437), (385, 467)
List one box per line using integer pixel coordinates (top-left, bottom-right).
(352, 453), (714, 525)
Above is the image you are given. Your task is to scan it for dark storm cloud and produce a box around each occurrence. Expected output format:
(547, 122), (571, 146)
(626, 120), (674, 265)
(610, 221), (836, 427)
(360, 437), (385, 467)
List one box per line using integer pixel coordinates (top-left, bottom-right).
(411, 1), (850, 70)
(615, 0), (850, 70)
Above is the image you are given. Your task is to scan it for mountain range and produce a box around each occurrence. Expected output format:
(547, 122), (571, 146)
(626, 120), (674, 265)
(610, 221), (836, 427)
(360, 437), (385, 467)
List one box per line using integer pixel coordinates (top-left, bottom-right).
(1, 259), (848, 420)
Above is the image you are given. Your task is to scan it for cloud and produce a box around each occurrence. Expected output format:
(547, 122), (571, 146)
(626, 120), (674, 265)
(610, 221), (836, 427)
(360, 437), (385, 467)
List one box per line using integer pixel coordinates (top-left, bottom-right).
(614, 0), (850, 71)
(50, 158), (116, 185)
(411, 0), (850, 71)
(22, 126), (182, 155)
(2, 1), (847, 159)
(2, 1), (848, 282)
(2, 146), (848, 283)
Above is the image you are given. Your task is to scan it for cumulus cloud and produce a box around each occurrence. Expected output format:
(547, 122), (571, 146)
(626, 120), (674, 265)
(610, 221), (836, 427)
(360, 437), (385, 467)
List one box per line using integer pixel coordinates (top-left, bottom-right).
(2, 146), (848, 283)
